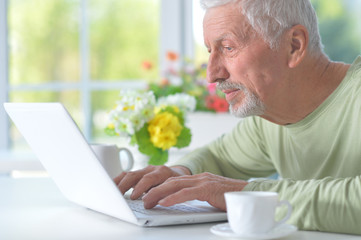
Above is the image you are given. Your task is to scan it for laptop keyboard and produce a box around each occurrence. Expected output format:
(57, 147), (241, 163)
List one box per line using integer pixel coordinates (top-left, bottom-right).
(125, 198), (212, 215)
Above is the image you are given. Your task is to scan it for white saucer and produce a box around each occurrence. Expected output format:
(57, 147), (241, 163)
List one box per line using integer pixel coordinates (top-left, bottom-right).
(210, 223), (297, 239)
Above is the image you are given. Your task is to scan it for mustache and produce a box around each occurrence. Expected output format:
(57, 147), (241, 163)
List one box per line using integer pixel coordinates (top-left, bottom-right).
(216, 81), (246, 91)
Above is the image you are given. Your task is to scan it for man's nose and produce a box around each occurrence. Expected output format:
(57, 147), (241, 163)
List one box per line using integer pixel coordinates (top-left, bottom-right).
(206, 53), (229, 83)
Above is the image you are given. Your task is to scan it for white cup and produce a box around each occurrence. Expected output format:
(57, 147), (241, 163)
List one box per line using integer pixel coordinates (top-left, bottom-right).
(90, 144), (134, 179)
(224, 191), (292, 235)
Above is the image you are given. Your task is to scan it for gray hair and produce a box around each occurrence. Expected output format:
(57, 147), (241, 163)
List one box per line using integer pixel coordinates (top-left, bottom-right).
(200, 0), (324, 55)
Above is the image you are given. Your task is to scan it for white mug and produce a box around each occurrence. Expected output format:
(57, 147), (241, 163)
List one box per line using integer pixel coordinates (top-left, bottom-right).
(224, 191), (292, 235)
(90, 144), (134, 179)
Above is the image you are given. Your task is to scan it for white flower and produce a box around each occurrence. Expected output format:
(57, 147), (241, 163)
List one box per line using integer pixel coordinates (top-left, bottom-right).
(157, 93), (196, 113)
(130, 114), (145, 132)
(141, 105), (155, 121)
(107, 90), (157, 137)
(115, 117), (134, 135)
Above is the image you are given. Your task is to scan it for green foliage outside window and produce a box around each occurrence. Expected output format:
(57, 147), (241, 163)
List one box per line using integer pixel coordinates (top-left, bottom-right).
(311, 0), (361, 63)
(9, 0), (159, 86)
(8, 0), (160, 148)
(89, 0), (159, 81)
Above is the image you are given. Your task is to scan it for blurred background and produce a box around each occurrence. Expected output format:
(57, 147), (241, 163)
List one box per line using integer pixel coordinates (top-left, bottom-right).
(0, 0), (360, 167)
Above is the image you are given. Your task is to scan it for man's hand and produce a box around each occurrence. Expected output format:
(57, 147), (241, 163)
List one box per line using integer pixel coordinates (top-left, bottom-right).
(142, 172), (248, 211)
(114, 165), (191, 200)
(114, 166), (248, 211)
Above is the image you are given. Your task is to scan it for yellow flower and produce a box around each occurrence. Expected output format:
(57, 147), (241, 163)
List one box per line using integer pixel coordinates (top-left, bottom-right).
(148, 112), (183, 150)
(155, 105), (180, 114)
(171, 106), (180, 113)
(154, 106), (163, 114)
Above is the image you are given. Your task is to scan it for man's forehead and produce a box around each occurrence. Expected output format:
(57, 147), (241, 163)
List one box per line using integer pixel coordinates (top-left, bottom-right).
(203, 4), (243, 25)
(203, 5), (254, 44)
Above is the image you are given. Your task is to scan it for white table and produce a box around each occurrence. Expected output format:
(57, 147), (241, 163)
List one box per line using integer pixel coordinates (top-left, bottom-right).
(1, 176), (361, 240)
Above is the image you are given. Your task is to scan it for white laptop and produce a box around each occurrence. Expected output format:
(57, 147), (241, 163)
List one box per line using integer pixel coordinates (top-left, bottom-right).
(4, 102), (227, 227)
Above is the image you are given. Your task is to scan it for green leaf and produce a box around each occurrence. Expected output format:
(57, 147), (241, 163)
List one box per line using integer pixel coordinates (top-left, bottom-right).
(148, 149), (168, 165)
(161, 106), (185, 125)
(104, 127), (117, 136)
(134, 124), (169, 165)
(135, 124), (157, 155)
(130, 134), (137, 146)
(149, 84), (183, 99)
(175, 127), (192, 148)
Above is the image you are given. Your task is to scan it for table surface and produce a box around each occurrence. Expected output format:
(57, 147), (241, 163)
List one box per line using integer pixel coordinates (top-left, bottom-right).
(1, 176), (361, 240)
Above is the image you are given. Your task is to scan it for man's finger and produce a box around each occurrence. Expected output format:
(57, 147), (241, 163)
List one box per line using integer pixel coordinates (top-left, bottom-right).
(117, 170), (146, 195)
(131, 166), (178, 200)
(142, 177), (196, 209)
(113, 172), (127, 185)
(158, 187), (201, 207)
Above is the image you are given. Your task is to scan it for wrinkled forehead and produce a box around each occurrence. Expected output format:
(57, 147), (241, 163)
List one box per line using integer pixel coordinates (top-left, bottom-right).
(203, 3), (255, 43)
(203, 3), (243, 27)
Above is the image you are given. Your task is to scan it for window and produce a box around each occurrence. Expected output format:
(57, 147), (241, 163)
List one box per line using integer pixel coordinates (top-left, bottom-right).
(0, 0), (193, 167)
(192, 0), (207, 66)
(8, 0), (160, 151)
(311, 0), (361, 63)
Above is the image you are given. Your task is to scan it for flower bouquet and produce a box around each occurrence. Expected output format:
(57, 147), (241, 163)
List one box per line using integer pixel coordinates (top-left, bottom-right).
(105, 90), (196, 165)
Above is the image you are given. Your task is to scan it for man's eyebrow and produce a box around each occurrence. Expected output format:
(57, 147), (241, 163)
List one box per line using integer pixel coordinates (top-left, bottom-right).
(205, 33), (234, 48)
(204, 30), (245, 49)
(215, 33), (233, 43)
(204, 33), (233, 51)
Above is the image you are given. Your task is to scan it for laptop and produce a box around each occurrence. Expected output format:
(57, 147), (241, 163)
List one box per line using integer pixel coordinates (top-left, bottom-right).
(4, 102), (227, 227)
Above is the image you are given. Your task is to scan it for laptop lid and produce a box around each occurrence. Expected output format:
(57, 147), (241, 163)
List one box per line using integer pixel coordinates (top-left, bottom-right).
(4, 102), (141, 225)
(4, 102), (227, 226)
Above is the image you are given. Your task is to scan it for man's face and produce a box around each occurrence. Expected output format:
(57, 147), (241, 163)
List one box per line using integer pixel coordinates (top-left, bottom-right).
(203, 3), (288, 118)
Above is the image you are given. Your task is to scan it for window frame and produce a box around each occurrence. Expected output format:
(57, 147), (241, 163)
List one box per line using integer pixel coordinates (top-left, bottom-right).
(0, 0), (194, 172)
(0, 0), (9, 152)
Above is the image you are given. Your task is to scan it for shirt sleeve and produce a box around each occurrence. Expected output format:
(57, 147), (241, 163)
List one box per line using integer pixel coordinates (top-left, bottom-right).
(243, 176), (361, 235)
(173, 117), (277, 179)
(173, 116), (361, 234)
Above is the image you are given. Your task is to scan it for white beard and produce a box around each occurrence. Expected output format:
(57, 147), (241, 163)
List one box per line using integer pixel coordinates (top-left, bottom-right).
(217, 82), (265, 118)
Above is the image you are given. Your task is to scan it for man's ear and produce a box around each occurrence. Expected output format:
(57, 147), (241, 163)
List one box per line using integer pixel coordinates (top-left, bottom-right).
(286, 24), (308, 68)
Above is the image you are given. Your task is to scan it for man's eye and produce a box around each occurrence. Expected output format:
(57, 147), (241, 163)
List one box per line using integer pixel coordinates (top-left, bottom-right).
(224, 46), (233, 51)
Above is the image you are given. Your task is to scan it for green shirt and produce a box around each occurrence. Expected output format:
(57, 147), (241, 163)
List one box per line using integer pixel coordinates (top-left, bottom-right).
(175, 56), (361, 234)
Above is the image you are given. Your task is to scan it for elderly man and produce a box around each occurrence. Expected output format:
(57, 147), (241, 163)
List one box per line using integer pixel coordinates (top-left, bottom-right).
(115, 0), (361, 234)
